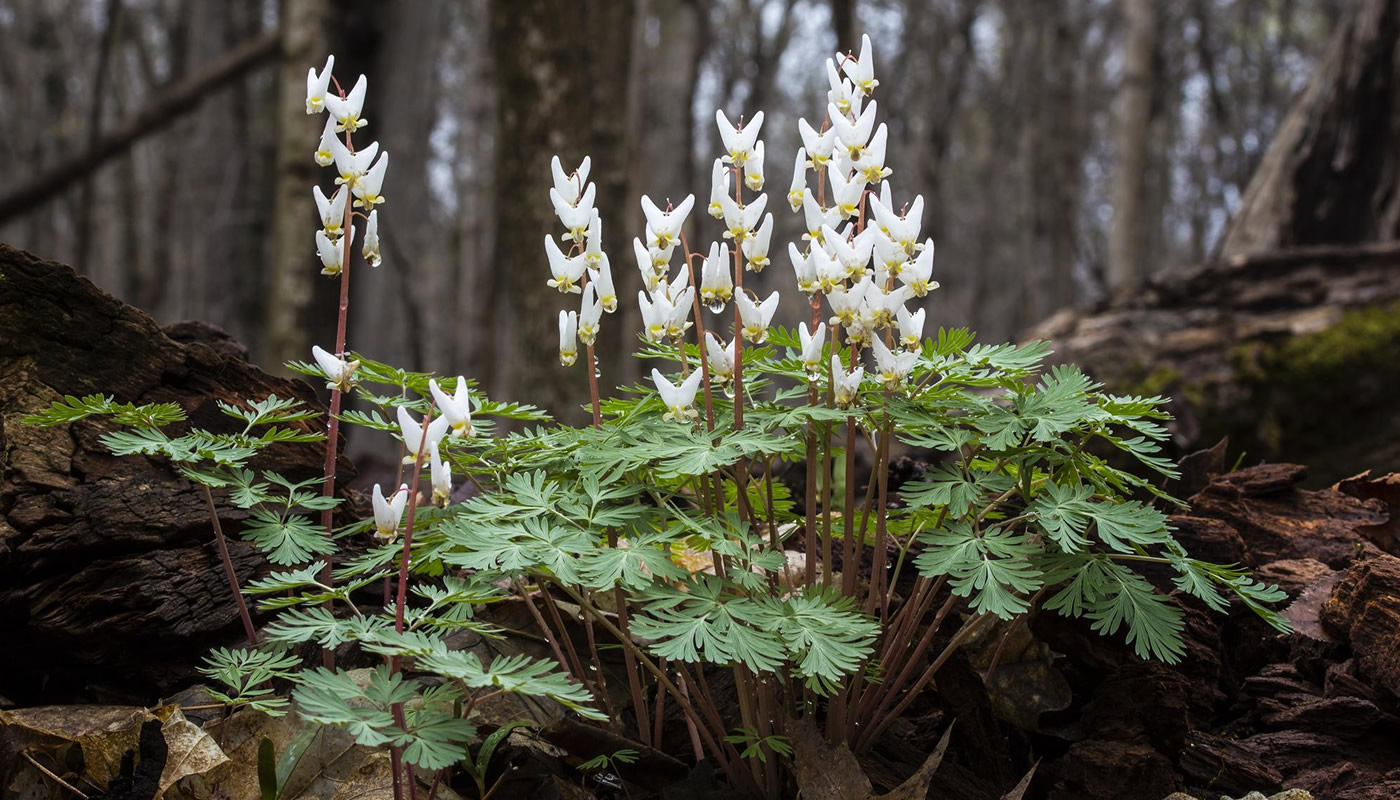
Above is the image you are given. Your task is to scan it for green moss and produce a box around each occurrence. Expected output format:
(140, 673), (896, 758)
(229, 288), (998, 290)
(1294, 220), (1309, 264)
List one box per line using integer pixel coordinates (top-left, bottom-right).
(1266, 304), (1400, 389)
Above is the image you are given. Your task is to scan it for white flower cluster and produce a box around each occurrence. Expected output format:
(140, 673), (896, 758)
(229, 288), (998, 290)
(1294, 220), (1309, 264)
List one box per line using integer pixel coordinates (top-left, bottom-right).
(541, 34), (939, 421)
(547, 157), (619, 367)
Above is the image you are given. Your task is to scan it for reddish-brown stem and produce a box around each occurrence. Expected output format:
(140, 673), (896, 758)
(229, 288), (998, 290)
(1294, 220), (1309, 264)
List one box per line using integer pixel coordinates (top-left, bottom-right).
(202, 484), (258, 644)
(609, 532), (651, 746)
(856, 592), (959, 739)
(652, 658), (668, 746)
(585, 343), (602, 427)
(580, 588), (618, 730)
(804, 295), (822, 586)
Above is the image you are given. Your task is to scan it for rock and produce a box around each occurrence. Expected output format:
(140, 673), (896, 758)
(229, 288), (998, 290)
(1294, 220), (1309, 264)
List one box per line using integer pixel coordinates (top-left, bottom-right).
(1320, 554), (1400, 698)
(0, 244), (348, 703)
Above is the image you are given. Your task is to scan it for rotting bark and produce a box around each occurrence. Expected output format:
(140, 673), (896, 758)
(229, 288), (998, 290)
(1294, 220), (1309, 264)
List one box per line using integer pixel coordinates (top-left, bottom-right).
(0, 244), (353, 704)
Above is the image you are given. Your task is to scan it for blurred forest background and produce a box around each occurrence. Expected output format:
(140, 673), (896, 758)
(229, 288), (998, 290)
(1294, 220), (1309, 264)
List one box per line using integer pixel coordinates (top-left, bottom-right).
(0, 0), (1348, 432)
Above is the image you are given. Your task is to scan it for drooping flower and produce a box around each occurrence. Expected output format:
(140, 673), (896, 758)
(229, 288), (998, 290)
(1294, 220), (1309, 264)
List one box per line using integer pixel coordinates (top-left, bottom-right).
(371, 483), (408, 544)
(352, 151), (388, 208)
(331, 138), (379, 189)
(827, 277), (867, 327)
(699, 242), (733, 311)
(790, 243), (819, 295)
(853, 124), (892, 183)
(325, 74), (368, 133)
(664, 285), (695, 340)
(578, 282), (603, 346)
(550, 183), (597, 243)
(799, 118), (836, 170)
(559, 309), (579, 366)
(832, 353), (864, 408)
(652, 368), (704, 422)
(705, 332), (736, 383)
(709, 158), (730, 220)
(830, 100), (878, 154)
(551, 155), (591, 204)
(742, 214), (774, 272)
(397, 405), (449, 465)
(314, 185), (348, 237)
(872, 336), (918, 390)
(802, 189), (841, 243)
(362, 209), (382, 267)
(799, 322), (827, 375)
(305, 55), (335, 115)
(744, 140), (766, 191)
(589, 254), (618, 312)
(313, 116), (337, 166)
(825, 59), (860, 117)
(316, 225), (353, 277)
(871, 229), (906, 282)
(583, 216), (604, 269)
(823, 224), (873, 279)
(429, 376), (474, 438)
(545, 235), (587, 294)
(840, 34), (880, 97)
(828, 164), (866, 220)
(898, 305), (926, 352)
(312, 345), (359, 392)
(638, 289), (672, 342)
(640, 195), (694, 249)
(899, 240), (939, 297)
(429, 442), (452, 507)
(812, 244), (847, 293)
(736, 290), (780, 344)
(787, 148), (808, 212)
(719, 192), (768, 242)
(865, 282), (911, 329)
(716, 110), (764, 165)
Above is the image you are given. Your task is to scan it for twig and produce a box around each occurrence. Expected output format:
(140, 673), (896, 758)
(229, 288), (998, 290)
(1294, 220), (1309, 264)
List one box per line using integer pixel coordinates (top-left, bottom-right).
(21, 751), (89, 800)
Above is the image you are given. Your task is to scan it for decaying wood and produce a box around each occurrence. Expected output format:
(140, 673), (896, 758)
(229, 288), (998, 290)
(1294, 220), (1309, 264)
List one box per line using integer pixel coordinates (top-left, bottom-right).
(0, 244), (348, 703)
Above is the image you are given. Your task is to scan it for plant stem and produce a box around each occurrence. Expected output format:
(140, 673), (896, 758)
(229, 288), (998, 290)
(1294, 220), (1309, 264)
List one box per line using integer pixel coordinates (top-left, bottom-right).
(201, 484), (258, 644)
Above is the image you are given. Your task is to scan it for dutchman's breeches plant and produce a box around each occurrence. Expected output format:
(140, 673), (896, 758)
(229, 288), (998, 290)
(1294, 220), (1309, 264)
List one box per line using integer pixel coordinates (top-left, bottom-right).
(29, 37), (1289, 800)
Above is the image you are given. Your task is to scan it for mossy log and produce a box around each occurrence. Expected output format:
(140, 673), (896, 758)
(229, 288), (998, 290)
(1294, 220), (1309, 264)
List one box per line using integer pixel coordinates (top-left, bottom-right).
(0, 244), (349, 703)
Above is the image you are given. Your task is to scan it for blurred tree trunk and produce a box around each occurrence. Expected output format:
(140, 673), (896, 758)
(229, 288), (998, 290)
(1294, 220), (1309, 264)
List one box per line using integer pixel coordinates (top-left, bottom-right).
(1107, 0), (1157, 291)
(265, 0), (329, 371)
(489, 0), (636, 418)
(831, 0), (857, 55)
(1220, 0), (1400, 259)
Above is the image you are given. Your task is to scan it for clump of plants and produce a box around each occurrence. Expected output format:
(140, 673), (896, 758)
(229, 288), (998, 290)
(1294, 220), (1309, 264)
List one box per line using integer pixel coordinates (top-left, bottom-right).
(28, 38), (1288, 800)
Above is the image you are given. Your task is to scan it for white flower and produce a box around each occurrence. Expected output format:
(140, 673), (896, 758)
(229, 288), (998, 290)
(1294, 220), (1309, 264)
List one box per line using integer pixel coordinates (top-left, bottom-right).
(429, 443), (452, 507)
(872, 185), (924, 250)
(823, 224), (872, 279)
(313, 116), (337, 166)
(429, 376), (474, 438)
(853, 124), (892, 183)
(744, 140), (765, 191)
(799, 322), (827, 374)
(559, 309), (578, 366)
(705, 332), (736, 383)
(314, 185), (348, 237)
(736, 290), (780, 344)
(638, 289), (672, 342)
(699, 242), (733, 311)
(665, 286), (695, 339)
(578, 282), (603, 345)
(551, 155), (591, 204)
(790, 243), (819, 295)
(840, 34), (879, 96)
(641, 194), (694, 249)
(633, 239), (665, 293)
(799, 118), (837, 170)
(813, 244), (847, 293)
(352, 151), (388, 209)
(583, 215), (604, 268)
(742, 214), (774, 272)
(305, 55), (334, 114)
(899, 240), (939, 297)
(550, 183), (597, 243)
(832, 354), (864, 407)
(324, 74), (368, 133)
(827, 277), (867, 327)
(716, 109), (764, 165)
(865, 282), (910, 328)
(830, 100), (878, 153)
(872, 336), (918, 390)
(312, 345), (359, 391)
(708, 158), (730, 220)
(802, 189), (841, 242)
(397, 405), (449, 465)
(871, 229), (906, 281)
(331, 138), (379, 189)
(316, 225), (353, 277)
(828, 165), (866, 219)
(372, 483), (408, 544)
(719, 191), (768, 242)
(652, 368), (704, 422)
(825, 59), (861, 117)
(545, 235), (587, 294)
(787, 148), (808, 212)
(589, 254), (618, 312)
(362, 209), (382, 267)
(898, 306), (926, 351)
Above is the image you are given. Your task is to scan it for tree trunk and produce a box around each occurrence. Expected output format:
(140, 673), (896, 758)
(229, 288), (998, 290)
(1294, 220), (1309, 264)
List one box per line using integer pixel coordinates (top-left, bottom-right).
(1107, 0), (1157, 292)
(489, 0), (636, 419)
(1219, 0), (1400, 259)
